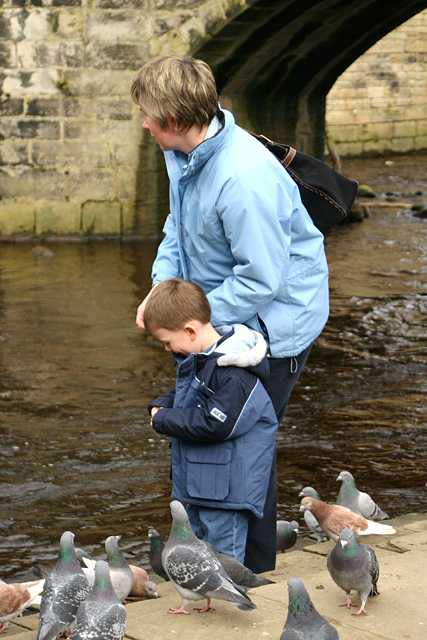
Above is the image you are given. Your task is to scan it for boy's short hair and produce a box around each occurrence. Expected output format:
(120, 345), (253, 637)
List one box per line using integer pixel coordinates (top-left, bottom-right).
(130, 55), (218, 131)
(144, 278), (211, 333)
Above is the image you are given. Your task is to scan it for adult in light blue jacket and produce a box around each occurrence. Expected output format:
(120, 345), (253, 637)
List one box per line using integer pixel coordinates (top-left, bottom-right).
(131, 55), (329, 573)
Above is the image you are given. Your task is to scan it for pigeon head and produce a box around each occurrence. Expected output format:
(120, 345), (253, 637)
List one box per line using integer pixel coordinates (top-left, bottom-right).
(338, 527), (359, 553)
(337, 470), (355, 484)
(169, 500), (195, 542)
(105, 535), (126, 568)
(286, 577), (316, 618)
(299, 496), (316, 513)
(92, 560), (118, 600)
(298, 486), (320, 500)
(57, 531), (79, 566)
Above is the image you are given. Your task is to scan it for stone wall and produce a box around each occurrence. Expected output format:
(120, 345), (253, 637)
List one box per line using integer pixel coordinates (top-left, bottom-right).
(0, 0), (248, 237)
(326, 9), (427, 157)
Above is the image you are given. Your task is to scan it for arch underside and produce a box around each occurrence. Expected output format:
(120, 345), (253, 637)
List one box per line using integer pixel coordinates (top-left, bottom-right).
(196, 0), (427, 156)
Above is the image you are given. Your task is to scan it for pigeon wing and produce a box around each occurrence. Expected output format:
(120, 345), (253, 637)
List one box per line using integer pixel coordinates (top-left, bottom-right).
(165, 545), (223, 595)
(73, 601), (127, 640)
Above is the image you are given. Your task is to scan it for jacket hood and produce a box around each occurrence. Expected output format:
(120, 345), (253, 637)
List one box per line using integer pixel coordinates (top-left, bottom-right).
(214, 324), (270, 384)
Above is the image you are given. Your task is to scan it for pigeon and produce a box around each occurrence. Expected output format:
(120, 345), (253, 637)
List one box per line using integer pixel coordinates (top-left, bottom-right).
(148, 528), (169, 581)
(105, 536), (133, 602)
(280, 577), (339, 640)
(336, 471), (389, 520)
(327, 527), (379, 615)
(205, 543), (274, 590)
(128, 565), (158, 599)
(161, 500), (257, 614)
(299, 497), (396, 542)
(72, 559), (127, 640)
(276, 520), (299, 552)
(0, 579), (45, 633)
(36, 530), (91, 640)
(298, 487), (329, 542)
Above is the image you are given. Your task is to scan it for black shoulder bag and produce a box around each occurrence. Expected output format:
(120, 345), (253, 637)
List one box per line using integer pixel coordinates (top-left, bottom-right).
(249, 132), (359, 234)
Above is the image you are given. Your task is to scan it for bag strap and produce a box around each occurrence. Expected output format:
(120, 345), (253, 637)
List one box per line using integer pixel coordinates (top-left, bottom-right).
(246, 129), (296, 168)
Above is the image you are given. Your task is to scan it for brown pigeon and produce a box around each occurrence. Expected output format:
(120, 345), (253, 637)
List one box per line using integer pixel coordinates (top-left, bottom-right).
(0, 579), (44, 633)
(300, 497), (395, 542)
(128, 565), (158, 599)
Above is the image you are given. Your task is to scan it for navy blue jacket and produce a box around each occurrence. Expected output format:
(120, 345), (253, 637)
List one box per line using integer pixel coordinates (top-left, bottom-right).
(149, 325), (278, 518)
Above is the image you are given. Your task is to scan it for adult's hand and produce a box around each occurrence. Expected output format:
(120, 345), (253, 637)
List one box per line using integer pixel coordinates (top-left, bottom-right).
(136, 283), (159, 331)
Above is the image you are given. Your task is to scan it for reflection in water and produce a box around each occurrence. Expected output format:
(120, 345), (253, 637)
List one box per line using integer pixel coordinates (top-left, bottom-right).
(0, 155), (426, 580)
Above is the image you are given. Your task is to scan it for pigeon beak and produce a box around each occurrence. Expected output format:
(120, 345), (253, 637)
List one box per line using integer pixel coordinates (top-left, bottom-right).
(340, 540), (348, 548)
(299, 505), (305, 512)
(336, 474), (342, 481)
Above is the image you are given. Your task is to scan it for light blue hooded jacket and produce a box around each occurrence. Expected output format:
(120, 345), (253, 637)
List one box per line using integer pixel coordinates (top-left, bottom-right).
(151, 107), (329, 358)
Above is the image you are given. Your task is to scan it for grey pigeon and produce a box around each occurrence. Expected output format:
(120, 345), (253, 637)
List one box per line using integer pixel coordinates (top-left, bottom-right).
(205, 543), (274, 590)
(298, 487), (329, 542)
(276, 520), (299, 552)
(327, 527), (379, 615)
(162, 500), (257, 614)
(72, 559), (127, 640)
(105, 536), (133, 602)
(0, 579), (45, 633)
(148, 528), (169, 581)
(280, 577), (339, 639)
(36, 530), (91, 640)
(336, 471), (389, 520)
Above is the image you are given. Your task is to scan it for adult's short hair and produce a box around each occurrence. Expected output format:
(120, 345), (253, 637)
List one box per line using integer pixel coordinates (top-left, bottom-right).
(144, 278), (211, 333)
(130, 55), (218, 131)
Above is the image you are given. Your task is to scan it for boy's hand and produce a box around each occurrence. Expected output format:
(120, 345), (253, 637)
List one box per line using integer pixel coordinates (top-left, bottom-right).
(150, 406), (162, 426)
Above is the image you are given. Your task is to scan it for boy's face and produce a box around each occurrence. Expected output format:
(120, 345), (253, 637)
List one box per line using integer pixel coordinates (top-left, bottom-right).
(150, 326), (202, 356)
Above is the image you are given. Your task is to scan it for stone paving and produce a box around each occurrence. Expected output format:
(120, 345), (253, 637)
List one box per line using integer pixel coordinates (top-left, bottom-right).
(6, 513), (427, 640)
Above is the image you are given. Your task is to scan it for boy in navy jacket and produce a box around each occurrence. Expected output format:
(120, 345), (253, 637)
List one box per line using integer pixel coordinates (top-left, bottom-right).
(145, 278), (278, 564)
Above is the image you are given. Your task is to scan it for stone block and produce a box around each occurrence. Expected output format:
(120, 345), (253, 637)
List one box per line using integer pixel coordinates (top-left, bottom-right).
(95, 0), (148, 8)
(35, 199), (81, 234)
(414, 135), (427, 150)
(38, 41), (84, 68)
(65, 68), (134, 97)
(32, 140), (111, 168)
(23, 8), (52, 40)
(51, 8), (84, 39)
(103, 119), (142, 143)
(2, 68), (60, 97)
(393, 121), (417, 138)
(64, 119), (105, 140)
(95, 98), (133, 120)
(63, 97), (94, 118)
(0, 198), (35, 235)
(333, 141), (363, 157)
(85, 10), (151, 43)
(81, 200), (121, 234)
(16, 40), (38, 67)
(390, 137), (414, 153)
(26, 96), (61, 117)
(362, 138), (392, 154)
(360, 121), (394, 141)
(112, 142), (142, 167)
(0, 96), (24, 116)
(0, 118), (61, 139)
(86, 42), (148, 70)
(0, 139), (29, 165)
(66, 167), (116, 200)
(328, 124), (359, 143)
(0, 165), (64, 198)
(0, 41), (15, 67)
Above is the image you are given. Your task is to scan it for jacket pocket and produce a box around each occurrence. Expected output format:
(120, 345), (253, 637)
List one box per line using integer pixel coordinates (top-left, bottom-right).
(186, 443), (232, 500)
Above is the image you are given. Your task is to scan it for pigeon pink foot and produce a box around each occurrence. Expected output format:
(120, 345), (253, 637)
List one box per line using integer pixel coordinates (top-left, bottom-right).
(340, 595), (356, 609)
(194, 599), (215, 613)
(168, 605), (190, 614)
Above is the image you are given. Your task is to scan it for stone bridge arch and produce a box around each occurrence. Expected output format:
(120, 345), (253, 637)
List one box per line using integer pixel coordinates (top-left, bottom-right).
(0, 0), (426, 237)
(196, 0), (427, 156)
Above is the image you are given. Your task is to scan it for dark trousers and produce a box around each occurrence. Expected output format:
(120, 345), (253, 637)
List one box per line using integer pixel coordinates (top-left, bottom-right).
(243, 343), (312, 573)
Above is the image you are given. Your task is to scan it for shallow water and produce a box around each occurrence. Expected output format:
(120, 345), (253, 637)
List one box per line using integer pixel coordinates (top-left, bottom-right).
(0, 154), (426, 580)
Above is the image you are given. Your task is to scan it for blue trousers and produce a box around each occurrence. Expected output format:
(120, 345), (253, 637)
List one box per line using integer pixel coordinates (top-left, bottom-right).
(243, 343), (312, 573)
(187, 504), (249, 563)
